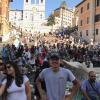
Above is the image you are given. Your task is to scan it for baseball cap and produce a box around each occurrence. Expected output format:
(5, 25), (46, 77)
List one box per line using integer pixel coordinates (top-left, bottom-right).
(49, 53), (60, 60)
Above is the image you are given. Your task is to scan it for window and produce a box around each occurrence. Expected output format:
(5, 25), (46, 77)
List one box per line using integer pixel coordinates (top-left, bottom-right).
(10, 0), (13, 2)
(14, 16), (16, 19)
(80, 20), (83, 26)
(21, 14), (23, 20)
(87, 17), (89, 24)
(31, 0), (35, 4)
(86, 30), (88, 36)
(0, 23), (1, 30)
(96, 0), (100, 6)
(95, 14), (100, 22)
(0, 7), (1, 15)
(32, 15), (34, 21)
(87, 3), (90, 10)
(96, 29), (98, 35)
(36, 0), (39, 4)
(81, 7), (83, 13)
(80, 32), (82, 37)
(41, 0), (43, 3)
(26, 0), (28, 2)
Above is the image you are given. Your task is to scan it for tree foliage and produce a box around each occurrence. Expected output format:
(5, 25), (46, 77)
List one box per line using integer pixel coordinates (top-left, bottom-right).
(47, 14), (55, 26)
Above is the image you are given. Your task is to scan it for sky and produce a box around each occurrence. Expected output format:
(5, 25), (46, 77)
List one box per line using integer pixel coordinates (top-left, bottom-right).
(10, 0), (82, 17)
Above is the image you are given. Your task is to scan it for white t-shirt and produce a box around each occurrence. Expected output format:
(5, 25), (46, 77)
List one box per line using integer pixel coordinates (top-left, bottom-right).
(2, 75), (29, 100)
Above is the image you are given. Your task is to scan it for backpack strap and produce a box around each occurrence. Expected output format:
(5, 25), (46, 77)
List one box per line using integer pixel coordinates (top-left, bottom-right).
(88, 80), (99, 96)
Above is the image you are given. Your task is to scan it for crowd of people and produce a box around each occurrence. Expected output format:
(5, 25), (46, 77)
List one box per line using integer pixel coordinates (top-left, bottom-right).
(0, 33), (100, 100)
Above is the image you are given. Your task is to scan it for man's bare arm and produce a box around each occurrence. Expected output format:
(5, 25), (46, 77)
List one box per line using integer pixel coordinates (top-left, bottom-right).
(81, 89), (90, 100)
(36, 77), (46, 97)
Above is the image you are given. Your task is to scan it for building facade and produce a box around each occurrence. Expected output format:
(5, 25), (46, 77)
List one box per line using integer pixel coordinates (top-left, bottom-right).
(76, 0), (100, 43)
(9, 10), (23, 29)
(23, 0), (45, 32)
(72, 8), (79, 27)
(0, 0), (13, 36)
(0, 0), (2, 35)
(9, 0), (45, 33)
(53, 1), (74, 29)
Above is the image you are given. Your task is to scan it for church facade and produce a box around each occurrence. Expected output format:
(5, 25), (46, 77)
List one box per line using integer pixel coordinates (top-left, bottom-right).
(9, 0), (46, 33)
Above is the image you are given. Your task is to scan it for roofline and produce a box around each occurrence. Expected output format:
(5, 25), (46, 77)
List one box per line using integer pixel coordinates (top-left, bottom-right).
(54, 8), (60, 11)
(10, 9), (23, 11)
(76, 0), (86, 7)
(54, 7), (74, 13)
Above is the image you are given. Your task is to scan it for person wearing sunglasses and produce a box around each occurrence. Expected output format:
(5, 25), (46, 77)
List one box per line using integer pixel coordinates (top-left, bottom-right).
(0, 62), (6, 100)
(81, 71), (100, 100)
(0, 61), (31, 100)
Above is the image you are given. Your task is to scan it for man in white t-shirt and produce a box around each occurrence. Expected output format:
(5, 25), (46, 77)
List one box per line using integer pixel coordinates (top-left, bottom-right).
(36, 53), (80, 100)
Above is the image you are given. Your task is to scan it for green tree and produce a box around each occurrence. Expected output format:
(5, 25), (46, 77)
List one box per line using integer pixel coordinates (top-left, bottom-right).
(47, 14), (55, 32)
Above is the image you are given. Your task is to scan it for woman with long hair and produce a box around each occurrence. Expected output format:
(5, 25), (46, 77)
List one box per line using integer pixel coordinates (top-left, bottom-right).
(0, 61), (31, 100)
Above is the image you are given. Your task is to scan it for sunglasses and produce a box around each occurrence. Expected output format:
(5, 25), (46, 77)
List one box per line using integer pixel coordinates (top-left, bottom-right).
(6, 65), (11, 69)
(90, 76), (96, 77)
(51, 58), (60, 60)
